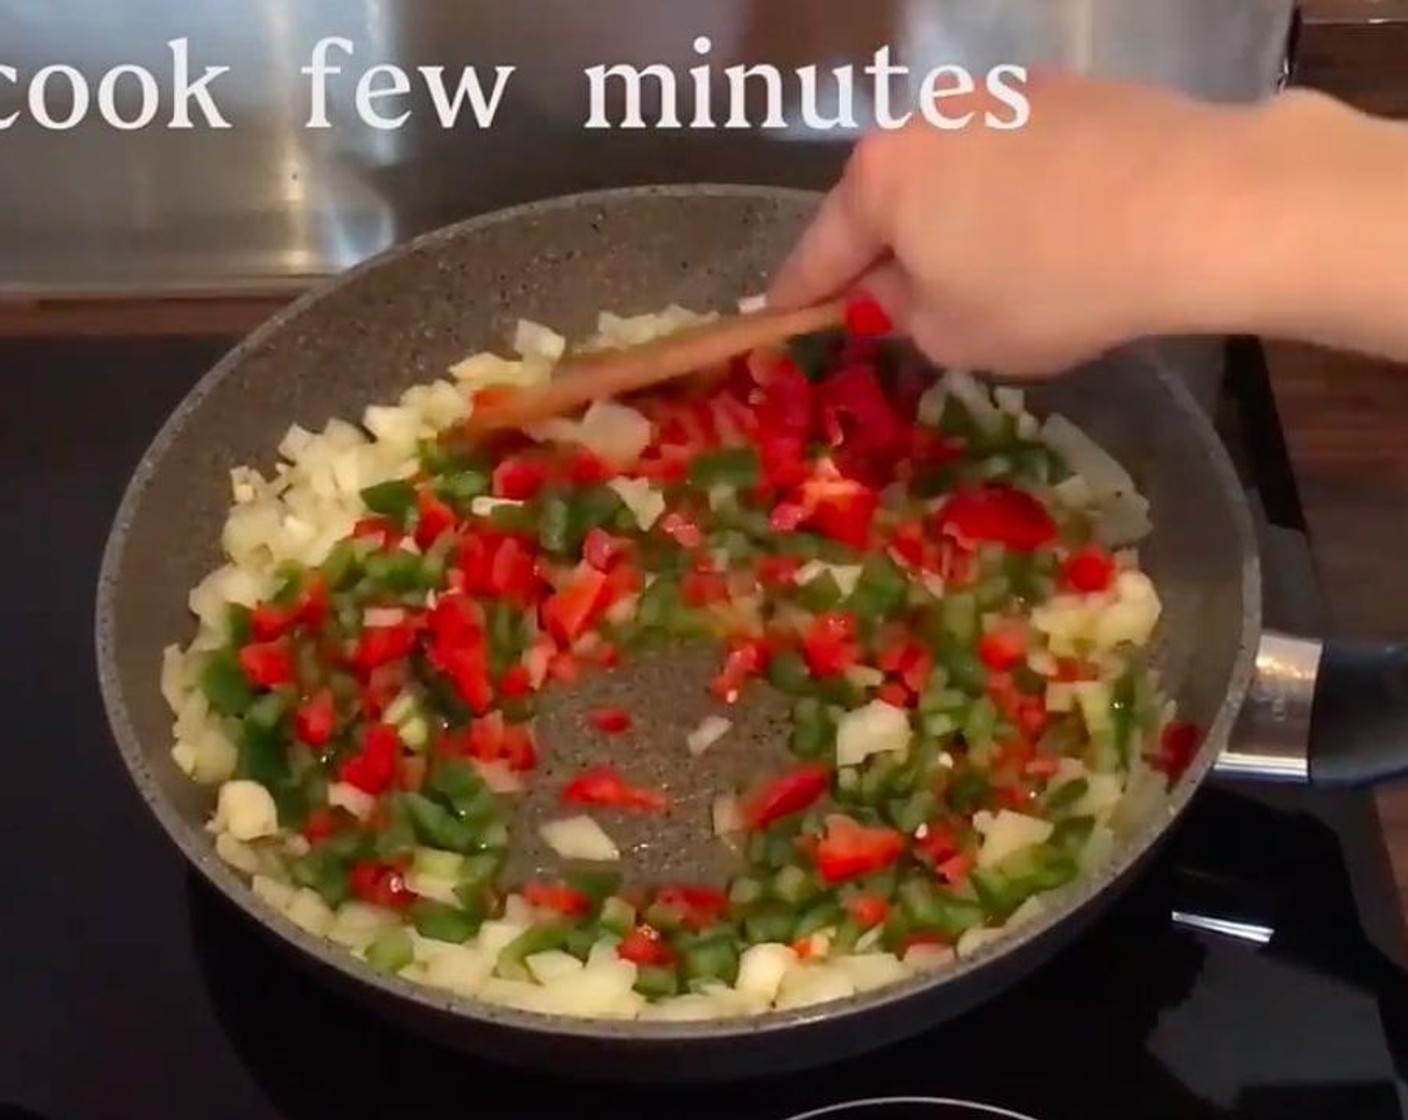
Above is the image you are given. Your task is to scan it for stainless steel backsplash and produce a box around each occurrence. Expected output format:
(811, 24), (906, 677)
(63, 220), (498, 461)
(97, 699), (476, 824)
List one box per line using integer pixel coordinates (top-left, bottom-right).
(0, 0), (1296, 295)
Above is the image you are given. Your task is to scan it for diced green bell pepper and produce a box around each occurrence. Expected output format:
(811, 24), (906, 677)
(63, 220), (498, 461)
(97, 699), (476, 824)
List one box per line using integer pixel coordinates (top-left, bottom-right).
(744, 903), (798, 944)
(497, 922), (572, 982)
(289, 848), (352, 908)
(1044, 778), (1088, 816)
(793, 897), (844, 939)
(796, 572), (844, 613)
(848, 554), (908, 619)
(689, 447), (761, 490)
(360, 480), (417, 522)
(238, 691), (292, 789)
(403, 791), (479, 853)
(201, 648), (255, 716)
(412, 899), (482, 943)
(897, 878), (986, 939)
(771, 864), (818, 907)
(769, 650), (813, 696)
(634, 964), (681, 999)
(599, 896), (636, 937)
(365, 927), (414, 974)
(728, 876), (767, 909)
(680, 934), (740, 986)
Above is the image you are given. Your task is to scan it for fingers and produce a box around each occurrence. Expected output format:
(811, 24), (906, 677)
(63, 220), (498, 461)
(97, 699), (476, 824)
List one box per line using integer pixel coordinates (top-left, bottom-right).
(854, 259), (915, 335)
(767, 141), (891, 309)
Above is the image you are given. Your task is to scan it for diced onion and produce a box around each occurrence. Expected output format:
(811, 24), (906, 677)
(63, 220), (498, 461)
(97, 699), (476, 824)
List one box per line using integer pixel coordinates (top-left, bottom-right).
(942, 369), (1003, 434)
(712, 793), (744, 838)
(363, 607), (406, 628)
(540, 816), (621, 862)
(472, 760), (526, 794)
(973, 809), (1054, 869)
(211, 780), (279, 841)
(513, 319), (567, 363)
(688, 715), (733, 756)
(835, 700), (912, 767)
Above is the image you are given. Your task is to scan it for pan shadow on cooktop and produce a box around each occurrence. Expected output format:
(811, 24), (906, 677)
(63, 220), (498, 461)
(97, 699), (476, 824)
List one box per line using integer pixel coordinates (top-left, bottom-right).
(186, 852), (1226, 1119)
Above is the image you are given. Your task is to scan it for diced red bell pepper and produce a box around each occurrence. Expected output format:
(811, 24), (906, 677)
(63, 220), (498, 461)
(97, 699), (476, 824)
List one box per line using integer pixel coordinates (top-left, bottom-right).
(498, 664), (534, 699)
(588, 708), (633, 734)
(934, 485), (1058, 553)
(770, 501), (809, 533)
(843, 293), (893, 338)
(398, 754), (427, 791)
(711, 639), (768, 703)
(295, 574), (330, 631)
(492, 455), (550, 501)
(349, 861), (416, 909)
(561, 766), (667, 813)
(978, 622), (1029, 672)
(617, 924), (676, 966)
(1061, 544), (1118, 594)
(846, 894), (891, 929)
(899, 931), (951, 954)
(802, 473), (879, 549)
(458, 712), (538, 771)
(583, 527), (632, 572)
(294, 688), (336, 747)
(440, 645), (494, 714)
(523, 880), (593, 917)
(755, 553), (803, 589)
(742, 764), (831, 831)
(548, 651), (582, 684)
(414, 486), (457, 550)
(753, 355), (814, 439)
(428, 592), (482, 652)
(351, 622), (419, 674)
(566, 449), (614, 486)
(912, 822), (960, 867)
(1157, 721), (1203, 782)
(339, 722), (401, 794)
(351, 516), (402, 549)
(936, 851), (976, 885)
(251, 603), (293, 642)
(818, 366), (905, 466)
(682, 570), (730, 608)
(360, 661), (409, 721)
(541, 566), (608, 645)
(653, 884), (730, 931)
(759, 435), (811, 490)
(301, 807), (343, 844)
(801, 613), (861, 679)
(814, 816), (906, 884)
(877, 681), (912, 708)
(239, 640), (295, 688)
(889, 518), (938, 572)
(659, 511), (704, 549)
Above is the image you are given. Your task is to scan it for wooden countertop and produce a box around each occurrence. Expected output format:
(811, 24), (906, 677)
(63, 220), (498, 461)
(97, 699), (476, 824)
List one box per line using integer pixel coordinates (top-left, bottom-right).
(1267, 344), (1408, 910)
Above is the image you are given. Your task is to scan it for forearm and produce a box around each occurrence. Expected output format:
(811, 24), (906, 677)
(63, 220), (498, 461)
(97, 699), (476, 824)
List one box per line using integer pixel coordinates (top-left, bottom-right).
(1149, 91), (1408, 361)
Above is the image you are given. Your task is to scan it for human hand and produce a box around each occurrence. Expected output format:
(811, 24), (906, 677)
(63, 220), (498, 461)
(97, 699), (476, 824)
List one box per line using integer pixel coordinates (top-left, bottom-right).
(768, 71), (1279, 376)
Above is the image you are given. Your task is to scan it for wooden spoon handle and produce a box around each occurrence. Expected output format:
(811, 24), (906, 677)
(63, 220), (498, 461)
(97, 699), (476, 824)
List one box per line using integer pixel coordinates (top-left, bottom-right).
(463, 297), (848, 433)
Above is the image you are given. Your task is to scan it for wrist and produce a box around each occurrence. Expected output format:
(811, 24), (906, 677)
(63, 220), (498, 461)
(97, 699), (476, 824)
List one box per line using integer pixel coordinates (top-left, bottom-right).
(1138, 91), (1408, 351)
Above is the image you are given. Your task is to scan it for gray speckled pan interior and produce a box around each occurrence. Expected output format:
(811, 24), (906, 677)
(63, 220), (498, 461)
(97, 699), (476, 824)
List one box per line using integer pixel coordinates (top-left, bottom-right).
(96, 184), (1259, 1045)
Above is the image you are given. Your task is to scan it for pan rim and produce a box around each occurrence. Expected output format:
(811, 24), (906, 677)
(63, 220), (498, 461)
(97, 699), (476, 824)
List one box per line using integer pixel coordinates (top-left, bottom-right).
(95, 182), (1261, 1046)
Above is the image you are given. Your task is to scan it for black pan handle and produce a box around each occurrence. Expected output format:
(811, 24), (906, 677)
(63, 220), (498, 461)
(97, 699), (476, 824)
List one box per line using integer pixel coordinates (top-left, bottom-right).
(1217, 630), (1408, 789)
(1308, 640), (1408, 788)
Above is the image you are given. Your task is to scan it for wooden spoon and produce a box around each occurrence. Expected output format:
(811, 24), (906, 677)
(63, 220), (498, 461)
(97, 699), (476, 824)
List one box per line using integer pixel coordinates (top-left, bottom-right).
(456, 297), (848, 435)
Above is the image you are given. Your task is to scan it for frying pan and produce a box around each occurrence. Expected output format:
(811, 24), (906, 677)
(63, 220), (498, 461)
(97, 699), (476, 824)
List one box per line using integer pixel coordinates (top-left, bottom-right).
(96, 184), (1408, 1081)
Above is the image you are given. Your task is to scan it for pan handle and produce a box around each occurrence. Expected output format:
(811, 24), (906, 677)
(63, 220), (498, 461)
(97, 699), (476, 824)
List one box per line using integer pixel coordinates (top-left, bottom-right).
(1307, 639), (1408, 787)
(1218, 629), (1408, 788)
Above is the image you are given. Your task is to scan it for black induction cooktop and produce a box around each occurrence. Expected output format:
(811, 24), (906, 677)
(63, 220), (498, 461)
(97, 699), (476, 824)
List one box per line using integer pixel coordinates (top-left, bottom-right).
(3, 335), (1406, 1120)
